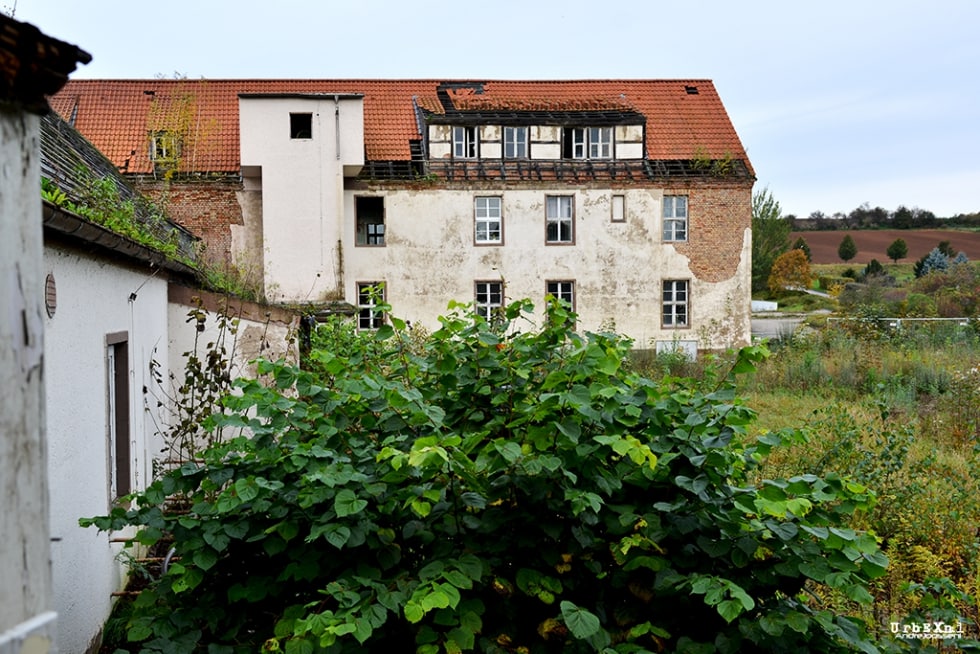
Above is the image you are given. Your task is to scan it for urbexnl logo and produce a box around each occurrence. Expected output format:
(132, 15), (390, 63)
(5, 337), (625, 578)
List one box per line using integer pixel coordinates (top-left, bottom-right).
(891, 620), (966, 641)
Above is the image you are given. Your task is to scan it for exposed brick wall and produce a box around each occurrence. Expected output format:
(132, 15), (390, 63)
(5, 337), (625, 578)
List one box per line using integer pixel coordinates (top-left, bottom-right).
(670, 182), (753, 282)
(135, 179), (243, 268)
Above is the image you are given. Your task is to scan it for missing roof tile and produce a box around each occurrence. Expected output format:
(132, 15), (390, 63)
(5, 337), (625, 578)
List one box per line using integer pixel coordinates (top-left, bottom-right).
(685, 85), (699, 95)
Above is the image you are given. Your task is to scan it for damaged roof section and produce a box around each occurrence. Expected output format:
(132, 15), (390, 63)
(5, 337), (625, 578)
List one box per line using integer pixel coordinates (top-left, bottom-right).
(50, 78), (753, 179)
(40, 109), (200, 273)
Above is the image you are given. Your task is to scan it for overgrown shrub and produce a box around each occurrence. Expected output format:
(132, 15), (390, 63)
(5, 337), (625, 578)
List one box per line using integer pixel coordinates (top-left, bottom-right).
(84, 300), (887, 653)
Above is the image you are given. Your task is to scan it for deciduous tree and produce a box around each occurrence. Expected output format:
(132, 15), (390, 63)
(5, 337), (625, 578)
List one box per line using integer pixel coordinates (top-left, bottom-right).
(768, 248), (813, 296)
(751, 187), (792, 293)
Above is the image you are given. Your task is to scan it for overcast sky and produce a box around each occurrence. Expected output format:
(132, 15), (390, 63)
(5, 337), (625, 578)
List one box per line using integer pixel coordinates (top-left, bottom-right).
(12, 0), (980, 218)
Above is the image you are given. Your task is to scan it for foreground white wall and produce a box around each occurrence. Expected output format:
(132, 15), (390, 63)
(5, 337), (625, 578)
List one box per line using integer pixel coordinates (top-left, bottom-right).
(43, 244), (169, 654)
(0, 107), (57, 653)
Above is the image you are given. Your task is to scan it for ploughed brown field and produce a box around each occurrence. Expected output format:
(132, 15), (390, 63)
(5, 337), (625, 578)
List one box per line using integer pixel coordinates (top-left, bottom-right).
(789, 229), (980, 265)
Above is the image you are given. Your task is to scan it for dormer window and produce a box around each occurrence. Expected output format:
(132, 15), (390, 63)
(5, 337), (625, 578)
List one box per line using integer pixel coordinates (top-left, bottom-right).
(150, 130), (181, 170)
(453, 126), (477, 159)
(563, 127), (612, 159)
(503, 126), (527, 159)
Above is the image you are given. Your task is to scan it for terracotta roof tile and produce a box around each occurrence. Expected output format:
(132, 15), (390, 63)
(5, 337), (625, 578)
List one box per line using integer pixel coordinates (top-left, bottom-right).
(50, 79), (753, 176)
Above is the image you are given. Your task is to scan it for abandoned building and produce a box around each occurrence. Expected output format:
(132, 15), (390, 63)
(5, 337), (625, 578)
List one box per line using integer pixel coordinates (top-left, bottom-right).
(50, 78), (755, 354)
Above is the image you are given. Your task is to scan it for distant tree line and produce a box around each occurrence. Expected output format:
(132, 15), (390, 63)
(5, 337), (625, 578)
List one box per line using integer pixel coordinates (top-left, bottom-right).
(789, 204), (980, 231)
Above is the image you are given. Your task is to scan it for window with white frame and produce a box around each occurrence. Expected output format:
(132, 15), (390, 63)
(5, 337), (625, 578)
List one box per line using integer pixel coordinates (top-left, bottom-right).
(475, 196), (502, 244)
(546, 280), (575, 307)
(546, 195), (574, 244)
(356, 196), (385, 246)
(663, 195), (688, 242)
(357, 282), (385, 330)
(503, 126), (528, 158)
(662, 280), (689, 328)
(453, 126), (478, 159)
(475, 281), (503, 320)
(588, 127), (613, 158)
(562, 126), (613, 159)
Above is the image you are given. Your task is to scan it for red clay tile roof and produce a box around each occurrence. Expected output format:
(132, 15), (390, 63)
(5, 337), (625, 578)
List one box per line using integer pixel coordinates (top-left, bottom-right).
(49, 79), (753, 177)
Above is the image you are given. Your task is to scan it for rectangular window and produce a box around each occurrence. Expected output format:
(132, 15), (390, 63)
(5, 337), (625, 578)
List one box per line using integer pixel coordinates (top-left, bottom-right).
(106, 332), (130, 500)
(503, 126), (528, 158)
(546, 195), (574, 244)
(357, 282), (385, 330)
(290, 113), (313, 139)
(356, 196), (385, 246)
(475, 281), (503, 320)
(562, 126), (613, 159)
(663, 195), (688, 242)
(149, 130), (181, 168)
(588, 127), (613, 158)
(611, 194), (626, 222)
(453, 126), (478, 159)
(546, 280), (575, 307)
(662, 280), (689, 328)
(475, 196), (503, 244)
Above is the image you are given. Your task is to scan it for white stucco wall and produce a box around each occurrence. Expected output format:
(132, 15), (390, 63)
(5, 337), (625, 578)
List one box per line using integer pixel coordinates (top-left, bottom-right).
(342, 187), (750, 350)
(43, 244), (170, 654)
(240, 95), (364, 304)
(0, 107), (56, 653)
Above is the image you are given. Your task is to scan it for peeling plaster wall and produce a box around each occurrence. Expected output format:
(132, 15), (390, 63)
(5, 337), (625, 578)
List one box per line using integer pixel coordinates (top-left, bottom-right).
(0, 106), (55, 651)
(42, 244), (170, 654)
(341, 186), (751, 351)
(166, 288), (300, 448)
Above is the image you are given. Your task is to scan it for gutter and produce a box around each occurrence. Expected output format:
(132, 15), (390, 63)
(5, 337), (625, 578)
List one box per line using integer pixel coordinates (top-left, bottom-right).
(41, 200), (199, 280)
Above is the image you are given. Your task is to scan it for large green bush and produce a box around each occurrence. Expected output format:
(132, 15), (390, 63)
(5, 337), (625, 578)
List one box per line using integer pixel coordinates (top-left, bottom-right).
(86, 300), (888, 653)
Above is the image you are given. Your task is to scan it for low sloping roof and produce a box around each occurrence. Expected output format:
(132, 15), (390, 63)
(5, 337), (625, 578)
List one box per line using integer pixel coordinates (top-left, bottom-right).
(50, 79), (752, 176)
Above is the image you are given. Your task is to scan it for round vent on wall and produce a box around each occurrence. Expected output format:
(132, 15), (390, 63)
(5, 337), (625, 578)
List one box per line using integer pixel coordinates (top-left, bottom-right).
(45, 273), (57, 318)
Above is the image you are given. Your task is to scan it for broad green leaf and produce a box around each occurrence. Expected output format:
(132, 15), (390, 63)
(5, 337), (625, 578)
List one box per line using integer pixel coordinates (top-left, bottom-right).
(334, 489), (368, 517)
(560, 601), (602, 640)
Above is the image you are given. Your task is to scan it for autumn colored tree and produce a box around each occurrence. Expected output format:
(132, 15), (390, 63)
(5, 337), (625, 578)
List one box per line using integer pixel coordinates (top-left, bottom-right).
(767, 248), (813, 296)
(838, 234), (858, 262)
(751, 187), (791, 293)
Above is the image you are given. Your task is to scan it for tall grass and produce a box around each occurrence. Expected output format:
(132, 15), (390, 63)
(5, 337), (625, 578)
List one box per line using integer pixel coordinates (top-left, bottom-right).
(740, 318), (980, 631)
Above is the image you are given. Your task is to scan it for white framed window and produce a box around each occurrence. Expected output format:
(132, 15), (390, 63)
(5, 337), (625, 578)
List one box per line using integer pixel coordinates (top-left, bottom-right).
(503, 126), (528, 158)
(357, 282), (385, 330)
(563, 126), (613, 159)
(475, 281), (503, 320)
(663, 195), (688, 242)
(356, 196), (385, 246)
(149, 130), (181, 169)
(662, 280), (689, 328)
(546, 280), (575, 307)
(475, 196), (503, 244)
(588, 127), (613, 158)
(453, 126), (478, 159)
(546, 195), (574, 244)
